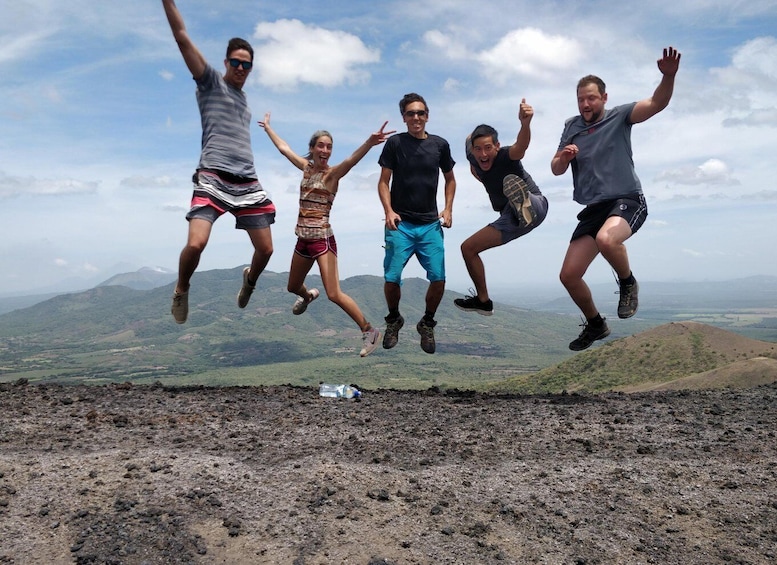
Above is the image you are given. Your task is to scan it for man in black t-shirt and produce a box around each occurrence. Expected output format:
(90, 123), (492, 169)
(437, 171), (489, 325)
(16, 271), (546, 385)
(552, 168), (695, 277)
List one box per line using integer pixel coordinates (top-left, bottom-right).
(378, 93), (456, 354)
(455, 99), (548, 316)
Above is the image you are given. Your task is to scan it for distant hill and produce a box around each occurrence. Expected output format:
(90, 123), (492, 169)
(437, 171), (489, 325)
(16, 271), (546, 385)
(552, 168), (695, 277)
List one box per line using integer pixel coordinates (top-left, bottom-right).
(98, 266), (177, 290)
(622, 356), (777, 392)
(489, 321), (777, 394)
(0, 268), (575, 389)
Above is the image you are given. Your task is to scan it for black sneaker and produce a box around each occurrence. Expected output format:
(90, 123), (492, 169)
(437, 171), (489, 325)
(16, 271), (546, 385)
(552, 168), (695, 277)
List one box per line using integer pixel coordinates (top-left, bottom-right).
(569, 318), (611, 351)
(383, 315), (405, 349)
(416, 318), (437, 354)
(502, 174), (537, 228)
(617, 279), (639, 319)
(454, 294), (494, 316)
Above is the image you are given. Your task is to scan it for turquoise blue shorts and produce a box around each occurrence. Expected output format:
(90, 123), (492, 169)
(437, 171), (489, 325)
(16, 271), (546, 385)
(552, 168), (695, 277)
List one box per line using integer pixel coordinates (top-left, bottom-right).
(383, 221), (445, 284)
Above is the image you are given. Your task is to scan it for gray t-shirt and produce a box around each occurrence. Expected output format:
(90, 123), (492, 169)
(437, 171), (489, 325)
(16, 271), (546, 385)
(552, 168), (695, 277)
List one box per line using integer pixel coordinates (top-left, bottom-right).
(557, 102), (641, 205)
(195, 64), (257, 179)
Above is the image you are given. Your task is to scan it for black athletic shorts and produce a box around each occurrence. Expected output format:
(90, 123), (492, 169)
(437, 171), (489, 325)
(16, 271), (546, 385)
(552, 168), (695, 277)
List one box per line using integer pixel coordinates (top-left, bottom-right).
(570, 193), (647, 241)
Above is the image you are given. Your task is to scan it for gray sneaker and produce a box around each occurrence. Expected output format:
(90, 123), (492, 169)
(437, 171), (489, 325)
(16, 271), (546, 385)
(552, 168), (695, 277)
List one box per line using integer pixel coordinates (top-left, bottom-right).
(617, 279), (639, 319)
(416, 318), (437, 354)
(237, 267), (255, 309)
(171, 291), (188, 324)
(360, 327), (381, 357)
(503, 174), (536, 228)
(292, 288), (319, 315)
(382, 315), (404, 349)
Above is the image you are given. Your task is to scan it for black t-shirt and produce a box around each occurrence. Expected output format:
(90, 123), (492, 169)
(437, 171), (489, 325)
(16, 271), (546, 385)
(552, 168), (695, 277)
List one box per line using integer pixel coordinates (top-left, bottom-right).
(467, 146), (541, 211)
(379, 132), (455, 224)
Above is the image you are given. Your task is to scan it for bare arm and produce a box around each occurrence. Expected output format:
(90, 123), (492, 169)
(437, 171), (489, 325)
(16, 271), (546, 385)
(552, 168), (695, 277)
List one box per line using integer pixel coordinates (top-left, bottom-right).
(329, 122), (395, 181)
(507, 98), (533, 161)
(630, 46), (681, 124)
(161, 0), (207, 80)
(378, 168), (400, 230)
(551, 145), (578, 176)
(439, 170), (456, 228)
(257, 113), (307, 171)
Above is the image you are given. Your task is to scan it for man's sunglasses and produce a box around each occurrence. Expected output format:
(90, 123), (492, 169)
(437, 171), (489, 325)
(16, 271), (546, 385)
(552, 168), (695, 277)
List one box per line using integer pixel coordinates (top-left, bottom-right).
(228, 58), (253, 70)
(404, 110), (427, 117)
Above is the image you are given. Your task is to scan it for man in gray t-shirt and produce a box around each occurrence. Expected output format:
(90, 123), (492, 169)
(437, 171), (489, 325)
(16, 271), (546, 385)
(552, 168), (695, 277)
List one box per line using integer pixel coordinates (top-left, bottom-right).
(163, 0), (275, 324)
(551, 46), (681, 351)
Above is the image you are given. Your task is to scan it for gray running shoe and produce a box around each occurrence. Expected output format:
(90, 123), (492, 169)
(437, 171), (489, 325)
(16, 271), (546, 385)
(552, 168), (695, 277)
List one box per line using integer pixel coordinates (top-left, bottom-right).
(171, 291), (188, 324)
(292, 288), (320, 315)
(237, 267), (255, 308)
(617, 279), (639, 319)
(416, 318), (437, 354)
(569, 318), (610, 351)
(360, 327), (381, 357)
(503, 174), (536, 227)
(382, 315), (405, 349)
(454, 293), (494, 316)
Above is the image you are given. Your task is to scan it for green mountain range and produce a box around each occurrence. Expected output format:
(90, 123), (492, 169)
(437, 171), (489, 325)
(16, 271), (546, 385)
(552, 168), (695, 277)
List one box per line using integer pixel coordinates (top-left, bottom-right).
(2, 268), (776, 393)
(0, 268), (583, 390)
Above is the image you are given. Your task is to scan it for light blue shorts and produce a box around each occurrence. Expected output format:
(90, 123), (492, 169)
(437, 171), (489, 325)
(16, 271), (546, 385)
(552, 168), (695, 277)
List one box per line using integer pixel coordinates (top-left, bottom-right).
(383, 221), (445, 284)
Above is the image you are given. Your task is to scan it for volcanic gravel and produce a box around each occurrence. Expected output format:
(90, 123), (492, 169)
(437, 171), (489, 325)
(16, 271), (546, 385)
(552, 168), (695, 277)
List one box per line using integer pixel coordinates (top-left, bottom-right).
(1, 380), (776, 564)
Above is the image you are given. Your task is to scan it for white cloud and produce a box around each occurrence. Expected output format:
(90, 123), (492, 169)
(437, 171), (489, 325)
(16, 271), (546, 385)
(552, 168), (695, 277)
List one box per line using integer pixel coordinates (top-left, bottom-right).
(0, 171), (99, 198)
(656, 159), (737, 186)
(422, 27), (582, 84)
(251, 19), (380, 90)
(158, 70), (174, 81)
(120, 175), (176, 189)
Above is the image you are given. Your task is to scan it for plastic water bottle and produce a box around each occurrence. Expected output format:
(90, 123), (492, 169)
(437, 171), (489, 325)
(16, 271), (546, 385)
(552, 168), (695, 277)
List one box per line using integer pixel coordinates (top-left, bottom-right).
(319, 383), (361, 399)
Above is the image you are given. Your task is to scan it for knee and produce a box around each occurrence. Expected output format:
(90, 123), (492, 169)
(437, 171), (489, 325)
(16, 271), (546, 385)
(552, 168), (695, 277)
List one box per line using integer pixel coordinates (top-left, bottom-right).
(185, 240), (207, 254)
(559, 268), (579, 289)
(460, 239), (477, 259)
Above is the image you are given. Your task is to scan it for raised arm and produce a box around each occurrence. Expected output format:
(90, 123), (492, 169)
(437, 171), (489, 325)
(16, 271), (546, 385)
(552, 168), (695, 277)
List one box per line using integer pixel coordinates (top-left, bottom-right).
(507, 98), (533, 161)
(630, 46), (681, 124)
(257, 113), (308, 171)
(162, 0), (207, 80)
(329, 122), (395, 181)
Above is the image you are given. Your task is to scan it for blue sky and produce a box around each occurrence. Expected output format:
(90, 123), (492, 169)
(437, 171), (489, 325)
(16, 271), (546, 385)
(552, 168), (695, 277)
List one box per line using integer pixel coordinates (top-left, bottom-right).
(2, 0), (776, 297)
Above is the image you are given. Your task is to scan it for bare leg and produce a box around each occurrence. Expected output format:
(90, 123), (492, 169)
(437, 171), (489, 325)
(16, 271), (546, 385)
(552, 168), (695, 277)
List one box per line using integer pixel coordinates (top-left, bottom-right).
(245, 227), (273, 285)
(559, 235), (601, 319)
(317, 251), (370, 331)
(175, 218), (213, 294)
(425, 280), (445, 316)
(460, 226), (503, 302)
(287, 251), (316, 301)
(384, 281), (401, 312)
(596, 216), (633, 279)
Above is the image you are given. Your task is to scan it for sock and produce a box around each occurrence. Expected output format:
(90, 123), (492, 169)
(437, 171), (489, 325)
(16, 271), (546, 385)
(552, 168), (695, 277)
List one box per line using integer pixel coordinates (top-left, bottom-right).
(619, 272), (635, 286)
(588, 313), (604, 326)
(386, 309), (400, 321)
(423, 312), (436, 324)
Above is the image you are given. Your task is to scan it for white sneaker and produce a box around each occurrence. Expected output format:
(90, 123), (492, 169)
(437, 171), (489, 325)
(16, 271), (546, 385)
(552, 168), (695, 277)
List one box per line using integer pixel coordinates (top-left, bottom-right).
(292, 288), (320, 315)
(360, 327), (381, 357)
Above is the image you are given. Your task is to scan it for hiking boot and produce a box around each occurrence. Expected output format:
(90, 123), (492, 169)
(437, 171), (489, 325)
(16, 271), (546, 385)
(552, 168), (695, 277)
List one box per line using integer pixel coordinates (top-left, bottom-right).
(569, 318), (611, 351)
(171, 291), (188, 324)
(360, 327), (381, 357)
(502, 174), (537, 228)
(416, 318), (437, 354)
(617, 279), (639, 319)
(237, 267), (255, 308)
(382, 315), (404, 349)
(292, 288), (320, 315)
(454, 293), (494, 316)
